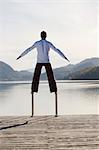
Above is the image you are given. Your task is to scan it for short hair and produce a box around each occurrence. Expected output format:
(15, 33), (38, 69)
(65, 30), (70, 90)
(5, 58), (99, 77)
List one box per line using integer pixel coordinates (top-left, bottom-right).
(41, 31), (47, 39)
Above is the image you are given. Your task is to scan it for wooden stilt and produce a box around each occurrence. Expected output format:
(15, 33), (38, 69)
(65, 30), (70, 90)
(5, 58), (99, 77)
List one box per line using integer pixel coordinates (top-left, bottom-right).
(55, 92), (58, 117)
(31, 92), (34, 117)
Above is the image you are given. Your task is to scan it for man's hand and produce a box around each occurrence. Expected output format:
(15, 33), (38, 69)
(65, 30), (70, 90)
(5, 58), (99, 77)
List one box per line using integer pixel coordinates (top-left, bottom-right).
(67, 59), (70, 62)
(64, 56), (70, 62)
(16, 56), (21, 60)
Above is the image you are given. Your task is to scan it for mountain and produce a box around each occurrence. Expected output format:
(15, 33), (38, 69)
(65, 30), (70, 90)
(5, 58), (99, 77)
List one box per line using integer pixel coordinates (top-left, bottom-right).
(41, 57), (99, 80)
(40, 64), (74, 80)
(70, 66), (99, 80)
(0, 57), (99, 81)
(0, 61), (33, 81)
(66, 57), (99, 80)
(28, 67), (45, 73)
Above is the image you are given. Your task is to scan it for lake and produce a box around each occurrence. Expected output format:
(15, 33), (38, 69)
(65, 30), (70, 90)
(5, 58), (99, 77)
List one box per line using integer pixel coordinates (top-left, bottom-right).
(0, 80), (99, 116)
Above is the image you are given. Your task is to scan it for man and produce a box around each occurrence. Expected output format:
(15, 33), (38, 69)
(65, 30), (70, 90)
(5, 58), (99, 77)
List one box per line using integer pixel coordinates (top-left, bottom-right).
(17, 31), (69, 93)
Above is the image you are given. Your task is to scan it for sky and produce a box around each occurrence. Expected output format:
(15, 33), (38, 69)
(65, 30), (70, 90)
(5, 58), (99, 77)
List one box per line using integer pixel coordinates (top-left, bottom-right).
(0, 0), (98, 70)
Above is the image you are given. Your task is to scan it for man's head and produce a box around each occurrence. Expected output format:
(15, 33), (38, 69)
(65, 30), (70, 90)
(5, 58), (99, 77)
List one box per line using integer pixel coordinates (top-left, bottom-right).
(41, 31), (47, 40)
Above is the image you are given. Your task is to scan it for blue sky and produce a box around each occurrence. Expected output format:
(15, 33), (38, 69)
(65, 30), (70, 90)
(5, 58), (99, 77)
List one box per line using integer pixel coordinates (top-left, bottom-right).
(0, 0), (97, 70)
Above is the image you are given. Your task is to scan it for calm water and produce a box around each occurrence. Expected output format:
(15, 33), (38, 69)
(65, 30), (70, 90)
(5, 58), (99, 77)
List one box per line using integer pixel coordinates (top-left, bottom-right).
(0, 80), (99, 116)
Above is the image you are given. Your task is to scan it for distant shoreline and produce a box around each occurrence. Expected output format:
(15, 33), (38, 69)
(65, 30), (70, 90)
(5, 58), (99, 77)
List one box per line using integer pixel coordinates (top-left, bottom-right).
(0, 80), (99, 84)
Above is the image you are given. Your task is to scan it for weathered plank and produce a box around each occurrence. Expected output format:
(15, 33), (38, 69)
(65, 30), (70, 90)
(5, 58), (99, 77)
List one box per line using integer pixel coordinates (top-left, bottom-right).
(0, 115), (99, 150)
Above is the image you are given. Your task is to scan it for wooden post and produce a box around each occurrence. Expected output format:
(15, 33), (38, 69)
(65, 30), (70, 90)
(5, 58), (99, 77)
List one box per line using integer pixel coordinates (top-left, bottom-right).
(31, 92), (34, 117)
(55, 92), (58, 117)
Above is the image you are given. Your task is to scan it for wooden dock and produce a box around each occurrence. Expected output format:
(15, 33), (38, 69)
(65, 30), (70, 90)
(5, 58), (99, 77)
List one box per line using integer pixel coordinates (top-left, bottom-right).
(0, 115), (99, 150)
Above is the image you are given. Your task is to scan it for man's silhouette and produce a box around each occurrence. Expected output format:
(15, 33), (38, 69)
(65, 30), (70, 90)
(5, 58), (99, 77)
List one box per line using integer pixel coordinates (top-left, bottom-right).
(17, 31), (69, 93)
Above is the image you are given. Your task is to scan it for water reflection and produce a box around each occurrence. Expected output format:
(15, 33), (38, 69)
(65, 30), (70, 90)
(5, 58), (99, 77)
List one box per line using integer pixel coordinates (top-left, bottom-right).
(0, 81), (99, 115)
(0, 84), (14, 91)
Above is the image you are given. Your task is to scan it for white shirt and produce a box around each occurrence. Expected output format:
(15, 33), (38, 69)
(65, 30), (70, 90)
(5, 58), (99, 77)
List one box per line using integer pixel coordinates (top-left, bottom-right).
(18, 39), (69, 63)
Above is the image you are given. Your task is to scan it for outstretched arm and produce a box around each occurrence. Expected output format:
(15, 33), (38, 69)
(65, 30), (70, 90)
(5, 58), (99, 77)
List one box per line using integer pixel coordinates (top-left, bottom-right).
(16, 43), (36, 60)
(49, 42), (70, 62)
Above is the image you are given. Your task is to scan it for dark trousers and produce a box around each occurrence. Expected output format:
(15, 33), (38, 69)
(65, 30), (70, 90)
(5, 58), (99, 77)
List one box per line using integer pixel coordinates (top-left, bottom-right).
(31, 63), (57, 93)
